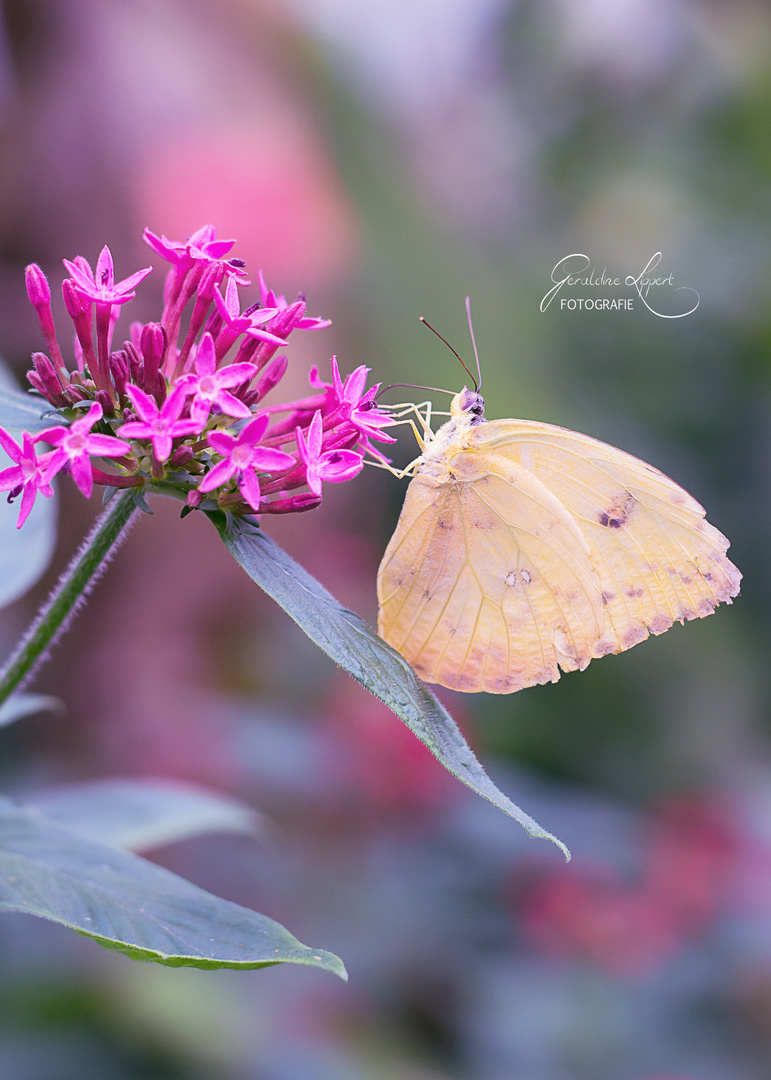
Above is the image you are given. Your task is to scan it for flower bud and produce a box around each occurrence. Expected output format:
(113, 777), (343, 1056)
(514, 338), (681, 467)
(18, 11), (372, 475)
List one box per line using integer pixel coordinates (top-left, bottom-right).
(25, 264), (51, 308)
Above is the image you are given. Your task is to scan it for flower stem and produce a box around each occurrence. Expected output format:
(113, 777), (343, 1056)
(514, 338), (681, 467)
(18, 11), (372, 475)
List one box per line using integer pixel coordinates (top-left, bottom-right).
(0, 489), (139, 705)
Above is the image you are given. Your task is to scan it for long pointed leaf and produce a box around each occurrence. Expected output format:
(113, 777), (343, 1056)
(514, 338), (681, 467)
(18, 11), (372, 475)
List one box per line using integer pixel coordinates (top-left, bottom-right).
(211, 514), (569, 859)
(29, 778), (262, 852)
(0, 797), (346, 977)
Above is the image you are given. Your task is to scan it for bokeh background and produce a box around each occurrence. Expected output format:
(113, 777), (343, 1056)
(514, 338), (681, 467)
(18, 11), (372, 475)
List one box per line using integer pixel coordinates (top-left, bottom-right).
(0, 0), (768, 1077)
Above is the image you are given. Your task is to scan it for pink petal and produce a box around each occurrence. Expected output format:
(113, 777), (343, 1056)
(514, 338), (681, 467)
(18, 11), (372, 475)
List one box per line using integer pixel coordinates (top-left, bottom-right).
(198, 458), (236, 493)
(160, 380), (193, 421)
(95, 246), (115, 288)
(41, 448), (67, 481)
(34, 425), (68, 447)
(214, 362), (258, 387)
(69, 454), (94, 498)
(252, 447), (295, 472)
(124, 384), (159, 423)
(194, 333), (217, 377)
(83, 434), (131, 457)
(16, 485), (36, 528)
(74, 401), (104, 430)
(116, 265), (153, 294)
(212, 391), (251, 419)
(151, 433), (173, 461)
(342, 365), (369, 404)
(214, 275), (240, 322)
(319, 449), (363, 484)
(168, 418), (204, 439)
(0, 428), (23, 461)
(307, 410), (323, 457)
(207, 431), (237, 456)
(0, 464), (23, 490)
(239, 412), (271, 446)
(237, 468), (263, 510)
(114, 420), (152, 440)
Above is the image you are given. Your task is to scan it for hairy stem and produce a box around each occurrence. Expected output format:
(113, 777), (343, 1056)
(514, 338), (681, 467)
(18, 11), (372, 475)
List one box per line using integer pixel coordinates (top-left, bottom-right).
(0, 490), (139, 705)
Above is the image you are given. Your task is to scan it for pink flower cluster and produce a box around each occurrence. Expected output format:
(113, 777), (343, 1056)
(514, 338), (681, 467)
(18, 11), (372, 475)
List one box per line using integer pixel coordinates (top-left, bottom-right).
(0, 225), (396, 527)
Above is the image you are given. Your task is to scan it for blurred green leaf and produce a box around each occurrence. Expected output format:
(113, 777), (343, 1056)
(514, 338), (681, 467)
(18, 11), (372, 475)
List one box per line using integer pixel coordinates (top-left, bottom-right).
(0, 384), (55, 435)
(29, 777), (262, 852)
(0, 796), (346, 976)
(212, 514), (569, 859)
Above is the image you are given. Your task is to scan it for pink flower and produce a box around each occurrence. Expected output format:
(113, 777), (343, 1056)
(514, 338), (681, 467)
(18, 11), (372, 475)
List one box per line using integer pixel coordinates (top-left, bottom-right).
(143, 224), (248, 281)
(184, 333), (257, 425)
(213, 275), (284, 346)
(257, 270), (331, 333)
(296, 411), (363, 496)
(198, 413), (294, 511)
(329, 357), (396, 443)
(0, 429), (55, 528)
(117, 382), (201, 462)
(36, 402), (130, 498)
(144, 224), (234, 265)
(63, 246), (152, 306)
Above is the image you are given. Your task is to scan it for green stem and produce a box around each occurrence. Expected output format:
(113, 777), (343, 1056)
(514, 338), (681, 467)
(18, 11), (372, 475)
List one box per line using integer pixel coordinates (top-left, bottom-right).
(0, 490), (139, 706)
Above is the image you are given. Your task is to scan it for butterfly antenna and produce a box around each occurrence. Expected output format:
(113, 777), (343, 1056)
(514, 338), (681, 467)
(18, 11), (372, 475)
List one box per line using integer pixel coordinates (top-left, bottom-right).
(465, 296), (482, 392)
(378, 382), (454, 399)
(419, 316), (478, 392)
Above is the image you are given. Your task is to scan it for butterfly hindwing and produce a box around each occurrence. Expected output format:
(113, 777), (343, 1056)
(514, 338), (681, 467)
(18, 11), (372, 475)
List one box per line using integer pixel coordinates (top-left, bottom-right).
(377, 449), (610, 692)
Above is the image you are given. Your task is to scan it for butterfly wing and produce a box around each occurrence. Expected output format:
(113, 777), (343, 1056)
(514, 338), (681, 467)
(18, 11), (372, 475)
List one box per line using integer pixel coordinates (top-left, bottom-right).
(377, 449), (611, 693)
(469, 418), (741, 656)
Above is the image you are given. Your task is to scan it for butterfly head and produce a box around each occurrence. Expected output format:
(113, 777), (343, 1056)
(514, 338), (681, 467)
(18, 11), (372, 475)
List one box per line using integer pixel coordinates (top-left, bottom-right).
(451, 387), (485, 425)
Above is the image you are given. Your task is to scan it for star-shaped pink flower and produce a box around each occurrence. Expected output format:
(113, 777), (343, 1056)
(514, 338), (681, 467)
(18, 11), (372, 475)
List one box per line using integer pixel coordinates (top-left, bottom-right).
(185, 333), (258, 424)
(143, 225), (247, 280)
(63, 246), (152, 306)
(296, 411), (363, 496)
(327, 358), (397, 443)
(213, 276), (284, 346)
(0, 428), (55, 528)
(36, 402), (130, 498)
(257, 270), (331, 332)
(117, 382), (201, 461)
(198, 413), (294, 511)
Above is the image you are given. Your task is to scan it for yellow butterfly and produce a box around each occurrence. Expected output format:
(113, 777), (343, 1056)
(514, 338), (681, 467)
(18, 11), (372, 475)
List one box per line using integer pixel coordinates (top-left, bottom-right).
(377, 360), (741, 694)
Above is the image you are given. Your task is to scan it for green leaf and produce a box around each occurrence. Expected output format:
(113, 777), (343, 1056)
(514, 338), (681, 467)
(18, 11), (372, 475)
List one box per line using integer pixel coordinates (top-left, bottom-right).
(0, 370), (58, 608)
(29, 778), (262, 852)
(0, 693), (63, 727)
(211, 515), (570, 859)
(0, 796), (346, 977)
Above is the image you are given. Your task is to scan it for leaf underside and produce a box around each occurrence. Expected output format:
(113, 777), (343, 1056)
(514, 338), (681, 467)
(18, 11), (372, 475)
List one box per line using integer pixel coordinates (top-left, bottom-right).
(0, 796), (346, 977)
(212, 514), (569, 859)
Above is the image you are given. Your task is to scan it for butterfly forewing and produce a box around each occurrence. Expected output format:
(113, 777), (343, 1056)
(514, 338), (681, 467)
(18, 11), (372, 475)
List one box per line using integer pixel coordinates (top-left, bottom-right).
(469, 419), (741, 654)
(378, 449), (610, 692)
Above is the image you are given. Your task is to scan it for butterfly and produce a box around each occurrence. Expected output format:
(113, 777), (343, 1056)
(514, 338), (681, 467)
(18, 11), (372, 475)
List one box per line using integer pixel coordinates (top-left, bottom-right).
(377, 379), (741, 695)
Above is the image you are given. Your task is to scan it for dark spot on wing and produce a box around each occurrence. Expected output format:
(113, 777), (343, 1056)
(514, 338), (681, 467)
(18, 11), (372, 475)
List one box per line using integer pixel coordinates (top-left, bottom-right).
(599, 492), (636, 529)
(601, 590), (615, 604)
